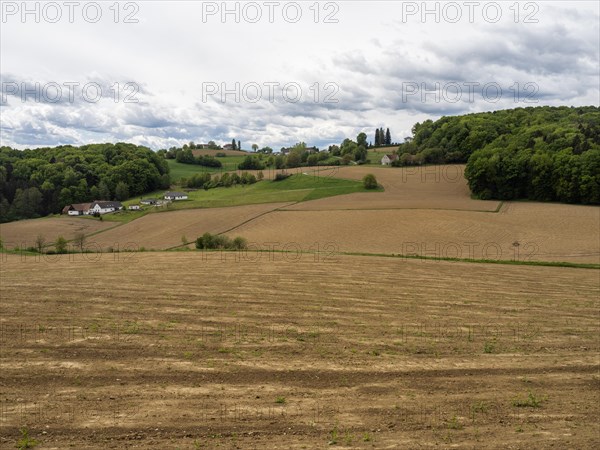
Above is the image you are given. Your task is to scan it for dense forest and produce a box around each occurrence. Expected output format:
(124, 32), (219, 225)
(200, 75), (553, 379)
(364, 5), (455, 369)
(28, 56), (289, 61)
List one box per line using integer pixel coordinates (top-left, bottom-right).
(396, 106), (600, 204)
(0, 143), (171, 222)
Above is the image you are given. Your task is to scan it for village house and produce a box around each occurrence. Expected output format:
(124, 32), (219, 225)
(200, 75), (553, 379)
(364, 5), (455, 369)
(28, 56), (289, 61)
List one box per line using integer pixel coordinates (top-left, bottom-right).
(128, 205), (141, 210)
(381, 154), (399, 165)
(62, 203), (91, 216)
(89, 201), (124, 215)
(222, 144), (234, 150)
(164, 192), (189, 201)
(61, 200), (123, 216)
(140, 198), (158, 205)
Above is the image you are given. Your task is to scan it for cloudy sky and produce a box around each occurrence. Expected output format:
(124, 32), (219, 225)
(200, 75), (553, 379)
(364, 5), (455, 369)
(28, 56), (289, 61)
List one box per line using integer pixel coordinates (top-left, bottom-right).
(1, 1), (598, 150)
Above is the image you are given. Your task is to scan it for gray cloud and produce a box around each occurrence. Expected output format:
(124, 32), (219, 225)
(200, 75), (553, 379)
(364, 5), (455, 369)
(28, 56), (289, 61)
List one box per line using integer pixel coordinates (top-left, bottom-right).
(1, 1), (598, 150)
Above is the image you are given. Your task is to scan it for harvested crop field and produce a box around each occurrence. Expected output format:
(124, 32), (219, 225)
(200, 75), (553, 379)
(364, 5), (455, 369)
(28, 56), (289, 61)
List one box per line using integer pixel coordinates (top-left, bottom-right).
(87, 203), (293, 251)
(0, 217), (116, 249)
(228, 203), (600, 264)
(0, 252), (598, 449)
(294, 165), (501, 211)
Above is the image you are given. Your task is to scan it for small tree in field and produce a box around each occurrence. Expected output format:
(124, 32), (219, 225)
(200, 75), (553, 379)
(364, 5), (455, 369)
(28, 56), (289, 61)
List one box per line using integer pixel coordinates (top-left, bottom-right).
(55, 236), (68, 254)
(73, 232), (86, 252)
(35, 234), (46, 253)
(362, 174), (378, 189)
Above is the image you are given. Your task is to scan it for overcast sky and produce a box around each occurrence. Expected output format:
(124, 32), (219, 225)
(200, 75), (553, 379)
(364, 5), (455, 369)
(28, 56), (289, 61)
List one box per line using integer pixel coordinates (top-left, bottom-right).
(1, 1), (598, 150)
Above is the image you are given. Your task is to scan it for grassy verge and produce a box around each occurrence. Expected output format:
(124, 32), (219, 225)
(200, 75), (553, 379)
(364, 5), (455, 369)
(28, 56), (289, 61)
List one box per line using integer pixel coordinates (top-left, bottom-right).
(167, 157), (247, 180)
(74, 174), (378, 226)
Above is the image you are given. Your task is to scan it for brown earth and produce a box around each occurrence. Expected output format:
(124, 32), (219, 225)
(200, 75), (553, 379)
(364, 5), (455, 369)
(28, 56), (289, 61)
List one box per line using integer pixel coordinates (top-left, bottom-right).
(227, 202), (600, 264)
(88, 203), (293, 251)
(0, 252), (598, 449)
(291, 165), (500, 211)
(0, 217), (116, 250)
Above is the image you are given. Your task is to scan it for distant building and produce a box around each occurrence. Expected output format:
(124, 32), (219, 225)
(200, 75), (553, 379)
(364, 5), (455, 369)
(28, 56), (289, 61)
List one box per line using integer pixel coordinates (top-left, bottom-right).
(381, 154), (399, 165)
(128, 205), (141, 210)
(140, 198), (158, 205)
(62, 203), (91, 216)
(61, 200), (122, 216)
(164, 192), (189, 201)
(223, 144), (234, 150)
(89, 201), (123, 215)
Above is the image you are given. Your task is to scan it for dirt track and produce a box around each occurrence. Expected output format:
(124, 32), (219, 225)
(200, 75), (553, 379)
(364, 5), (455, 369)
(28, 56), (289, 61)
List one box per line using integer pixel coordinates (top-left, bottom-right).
(1, 252), (598, 448)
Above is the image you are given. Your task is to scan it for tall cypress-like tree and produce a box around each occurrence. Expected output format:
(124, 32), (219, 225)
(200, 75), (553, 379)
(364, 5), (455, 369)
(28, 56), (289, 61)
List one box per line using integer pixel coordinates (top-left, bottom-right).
(238, 140), (241, 151)
(385, 128), (391, 145)
(380, 128), (385, 145)
(375, 129), (380, 146)
(232, 139), (237, 150)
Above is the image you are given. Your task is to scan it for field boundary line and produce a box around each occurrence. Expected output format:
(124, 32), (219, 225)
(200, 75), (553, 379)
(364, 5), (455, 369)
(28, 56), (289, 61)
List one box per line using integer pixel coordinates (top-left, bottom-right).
(164, 202), (300, 251)
(276, 205), (503, 213)
(155, 248), (600, 270)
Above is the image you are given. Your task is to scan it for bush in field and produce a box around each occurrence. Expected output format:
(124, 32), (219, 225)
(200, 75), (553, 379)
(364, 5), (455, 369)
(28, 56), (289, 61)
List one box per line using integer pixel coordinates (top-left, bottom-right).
(238, 155), (265, 170)
(195, 232), (248, 250)
(362, 174), (378, 189)
(55, 236), (68, 254)
(274, 173), (291, 181)
(232, 236), (248, 250)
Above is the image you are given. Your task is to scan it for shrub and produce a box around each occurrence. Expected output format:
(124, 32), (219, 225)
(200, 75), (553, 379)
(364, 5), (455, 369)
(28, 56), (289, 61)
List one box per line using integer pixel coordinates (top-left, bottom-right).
(55, 236), (68, 254)
(274, 173), (291, 181)
(362, 174), (378, 189)
(195, 233), (248, 250)
(238, 155), (265, 170)
(232, 236), (248, 250)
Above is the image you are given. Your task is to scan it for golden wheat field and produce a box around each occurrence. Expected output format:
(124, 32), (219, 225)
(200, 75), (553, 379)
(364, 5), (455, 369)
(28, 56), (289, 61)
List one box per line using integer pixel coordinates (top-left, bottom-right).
(0, 252), (598, 449)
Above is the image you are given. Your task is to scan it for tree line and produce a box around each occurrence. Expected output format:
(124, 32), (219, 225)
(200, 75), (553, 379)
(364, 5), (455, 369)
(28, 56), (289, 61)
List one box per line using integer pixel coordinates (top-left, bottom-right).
(394, 106), (599, 204)
(0, 143), (171, 222)
(170, 148), (223, 168)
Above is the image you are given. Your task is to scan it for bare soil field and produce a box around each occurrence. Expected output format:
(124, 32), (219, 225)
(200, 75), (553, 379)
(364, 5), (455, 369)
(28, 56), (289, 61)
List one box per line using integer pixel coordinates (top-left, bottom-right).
(228, 203), (600, 264)
(0, 252), (598, 449)
(0, 217), (116, 249)
(88, 203), (293, 251)
(293, 165), (501, 211)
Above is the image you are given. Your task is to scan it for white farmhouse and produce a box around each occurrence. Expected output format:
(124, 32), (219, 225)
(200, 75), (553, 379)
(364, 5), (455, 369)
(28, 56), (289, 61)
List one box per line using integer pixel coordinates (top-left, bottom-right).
(62, 203), (91, 216)
(89, 201), (123, 215)
(381, 154), (399, 165)
(164, 192), (189, 201)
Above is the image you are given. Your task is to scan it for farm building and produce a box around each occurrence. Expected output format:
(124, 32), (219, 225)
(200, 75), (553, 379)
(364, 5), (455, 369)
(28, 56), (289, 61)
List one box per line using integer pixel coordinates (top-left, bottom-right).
(62, 203), (92, 216)
(128, 205), (141, 210)
(140, 198), (158, 205)
(164, 192), (189, 201)
(381, 154), (399, 165)
(62, 201), (123, 216)
(89, 201), (123, 214)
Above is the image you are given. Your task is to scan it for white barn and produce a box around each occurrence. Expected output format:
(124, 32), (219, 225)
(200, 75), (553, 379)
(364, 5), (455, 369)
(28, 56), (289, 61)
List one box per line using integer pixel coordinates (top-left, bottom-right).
(381, 154), (399, 165)
(89, 201), (123, 215)
(164, 192), (189, 201)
